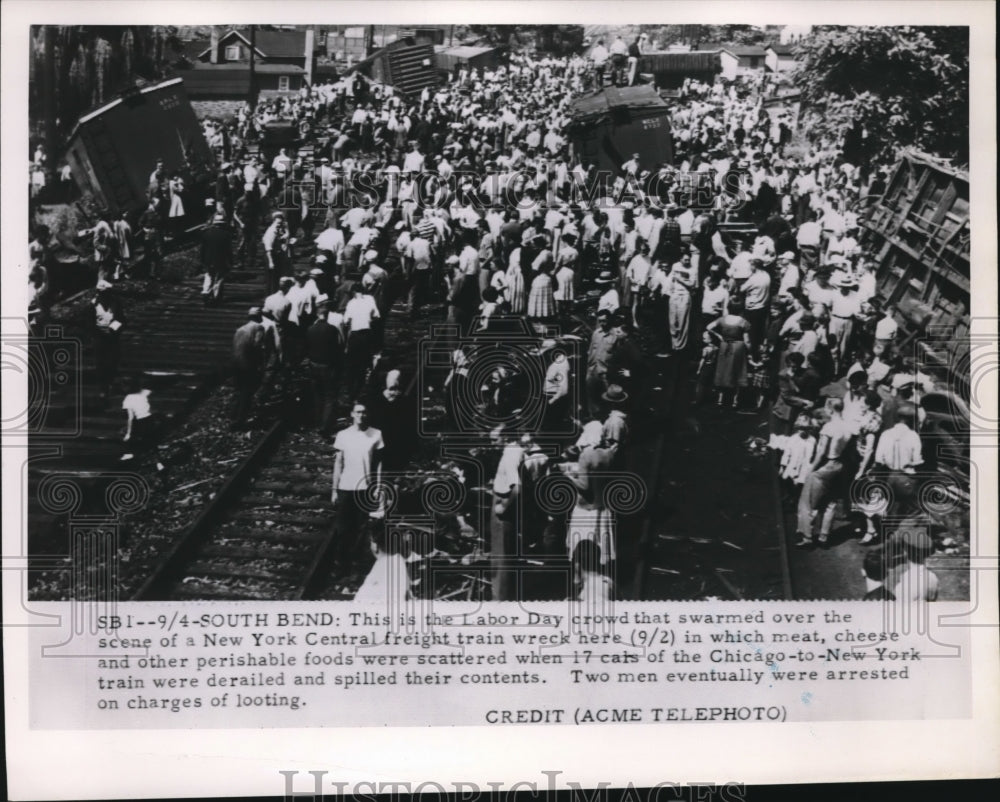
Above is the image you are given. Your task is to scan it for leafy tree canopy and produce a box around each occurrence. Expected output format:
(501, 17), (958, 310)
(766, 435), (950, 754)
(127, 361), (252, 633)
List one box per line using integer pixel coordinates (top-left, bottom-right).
(792, 26), (969, 167)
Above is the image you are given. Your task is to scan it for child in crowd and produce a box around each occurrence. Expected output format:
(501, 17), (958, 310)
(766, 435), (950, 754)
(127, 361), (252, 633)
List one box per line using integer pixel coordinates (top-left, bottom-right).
(778, 414), (817, 507)
(121, 377), (155, 461)
(477, 286), (500, 332)
(694, 331), (719, 405)
(747, 343), (773, 409)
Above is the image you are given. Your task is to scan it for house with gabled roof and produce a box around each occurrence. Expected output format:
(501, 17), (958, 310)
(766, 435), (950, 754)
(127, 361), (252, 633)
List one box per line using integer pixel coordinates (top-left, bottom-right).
(765, 42), (799, 73)
(724, 45), (768, 73)
(177, 27), (320, 99)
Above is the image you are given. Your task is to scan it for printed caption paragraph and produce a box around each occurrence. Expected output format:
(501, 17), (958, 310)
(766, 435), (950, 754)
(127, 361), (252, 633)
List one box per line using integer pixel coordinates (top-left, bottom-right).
(30, 602), (970, 728)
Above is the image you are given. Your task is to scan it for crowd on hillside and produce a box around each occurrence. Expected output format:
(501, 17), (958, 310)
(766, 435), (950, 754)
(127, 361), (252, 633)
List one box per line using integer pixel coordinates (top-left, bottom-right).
(30, 45), (945, 602)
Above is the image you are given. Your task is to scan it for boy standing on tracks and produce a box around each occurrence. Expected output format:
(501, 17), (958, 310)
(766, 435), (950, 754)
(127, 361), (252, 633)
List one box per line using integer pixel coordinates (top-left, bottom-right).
(331, 402), (384, 580)
(93, 280), (126, 404)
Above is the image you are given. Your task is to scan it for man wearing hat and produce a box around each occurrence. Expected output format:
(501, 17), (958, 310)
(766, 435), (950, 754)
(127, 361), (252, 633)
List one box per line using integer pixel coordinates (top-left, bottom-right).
(200, 211), (234, 306)
(232, 307), (265, 428)
(304, 295), (344, 436)
(776, 251), (800, 298)
(803, 265), (837, 318)
(306, 266), (328, 299)
(742, 258), (772, 351)
(93, 280), (125, 402)
(656, 206), (683, 266)
(596, 269), (620, 316)
(285, 271), (317, 365)
(586, 309), (622, 417)
(317, 157), (334, 195)
(828, 273), (861, 371)
(600, 384), (630, 451)
(361, 250), (390, 349)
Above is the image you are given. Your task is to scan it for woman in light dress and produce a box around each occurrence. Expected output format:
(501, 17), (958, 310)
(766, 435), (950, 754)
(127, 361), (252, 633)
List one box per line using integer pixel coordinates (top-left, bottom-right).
(168, 173), (186, 236)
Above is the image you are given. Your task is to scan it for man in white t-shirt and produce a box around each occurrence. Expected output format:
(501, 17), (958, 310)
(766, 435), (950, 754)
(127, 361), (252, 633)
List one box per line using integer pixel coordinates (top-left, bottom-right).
(315, 221), (345, 274)
(874, 305), (899, 356)
(404, 232), (432, 317)
(402, 141), (425, 175)
(331, 402), (384, 574)
(590, 39), (610, 84)
(343, 284), (380, 400)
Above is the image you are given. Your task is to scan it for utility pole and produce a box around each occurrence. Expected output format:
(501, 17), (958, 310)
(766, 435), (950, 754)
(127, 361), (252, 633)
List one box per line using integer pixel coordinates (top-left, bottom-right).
(248, 25), (257, 113)
(42, 25), (57, 183)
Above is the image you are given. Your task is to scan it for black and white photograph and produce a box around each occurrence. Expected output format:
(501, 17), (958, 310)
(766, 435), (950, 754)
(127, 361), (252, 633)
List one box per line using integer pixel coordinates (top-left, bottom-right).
(20, 19), (974, 604)
(3, 0), (997, 795)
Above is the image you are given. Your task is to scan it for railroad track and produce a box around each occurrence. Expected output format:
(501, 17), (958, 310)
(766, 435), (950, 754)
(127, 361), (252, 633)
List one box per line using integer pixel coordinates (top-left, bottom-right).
(132, 422), (350, 601)
(133, 299), (429, 602)
(627, 352), (793, 602)
(27, 259), (270, 566)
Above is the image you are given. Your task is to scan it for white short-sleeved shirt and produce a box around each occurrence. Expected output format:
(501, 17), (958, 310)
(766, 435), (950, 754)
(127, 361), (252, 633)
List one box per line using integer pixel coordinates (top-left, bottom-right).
(875, 424), (923, 471)
(742, 270), (772, 310)
(334, 425), (383, 491)
(344, 294), (380, 331)
(875, 316), (899, 340)
(406, 237), (432, 269)
(122, 390), (151, 420)
(315, 228), (344, 254)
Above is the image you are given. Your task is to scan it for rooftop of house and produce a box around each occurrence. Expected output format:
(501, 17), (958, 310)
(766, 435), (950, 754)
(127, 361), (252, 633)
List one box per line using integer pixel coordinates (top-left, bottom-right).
(196, 28), (310, 60)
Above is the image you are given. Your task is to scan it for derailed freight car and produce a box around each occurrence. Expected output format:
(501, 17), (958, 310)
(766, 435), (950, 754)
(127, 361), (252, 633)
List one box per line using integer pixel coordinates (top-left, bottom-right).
(63, 77), (214, 217)
(566, 85), (674, 174)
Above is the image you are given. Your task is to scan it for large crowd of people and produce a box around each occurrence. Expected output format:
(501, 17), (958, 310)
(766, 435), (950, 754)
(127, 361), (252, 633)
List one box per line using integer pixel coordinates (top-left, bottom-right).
(29, 42), (948, 602)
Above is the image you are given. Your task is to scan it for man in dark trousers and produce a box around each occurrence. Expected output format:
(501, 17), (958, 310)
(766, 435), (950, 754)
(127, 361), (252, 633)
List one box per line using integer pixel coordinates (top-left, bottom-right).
(200, 211), (234, 306)
(233, 188), (260, 270)
(232, 307), (266, 429)
(138, 199), (164, 278)
(655, 206), (683, 266)
(304, 295), (344, 436)
(366, 369), (416, 474)
(330, 401), (383, 578)
(92, 279), (126, 403)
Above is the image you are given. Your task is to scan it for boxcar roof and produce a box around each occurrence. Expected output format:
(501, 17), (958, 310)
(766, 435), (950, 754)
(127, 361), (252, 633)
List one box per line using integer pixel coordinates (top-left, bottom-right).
(569, 84), (669, 125)
(67, 77), (186, 142)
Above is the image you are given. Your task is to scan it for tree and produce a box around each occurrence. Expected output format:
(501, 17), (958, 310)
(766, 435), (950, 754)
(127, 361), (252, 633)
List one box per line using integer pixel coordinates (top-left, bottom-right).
(792, 26), (969, 167)
(29, 26), (182, 147)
